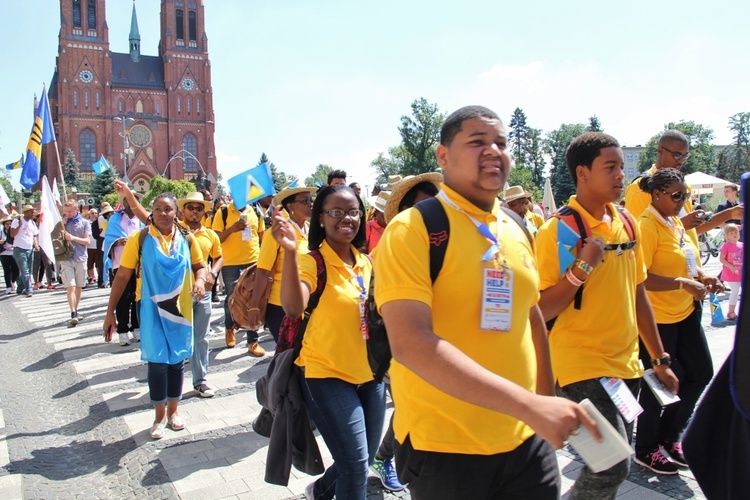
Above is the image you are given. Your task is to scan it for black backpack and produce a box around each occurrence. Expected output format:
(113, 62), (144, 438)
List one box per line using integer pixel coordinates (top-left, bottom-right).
(365, 197), (532, 383)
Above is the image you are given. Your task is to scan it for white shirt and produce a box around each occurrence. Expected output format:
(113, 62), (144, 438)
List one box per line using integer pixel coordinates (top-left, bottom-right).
(10, 218), (38, 250)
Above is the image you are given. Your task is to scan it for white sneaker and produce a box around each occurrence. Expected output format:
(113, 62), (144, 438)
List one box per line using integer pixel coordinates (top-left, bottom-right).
(119, 333), (131, 346)
(132, 328), (140, 342)
(304, 482), (315, 500)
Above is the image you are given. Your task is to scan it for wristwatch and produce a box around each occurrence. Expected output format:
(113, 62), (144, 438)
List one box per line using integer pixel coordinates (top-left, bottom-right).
(573, 259), (594, 276)
(651, 353), (672, 367)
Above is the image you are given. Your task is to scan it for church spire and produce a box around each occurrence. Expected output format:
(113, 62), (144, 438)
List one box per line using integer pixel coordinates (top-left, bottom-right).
(129, 0), (141, 63)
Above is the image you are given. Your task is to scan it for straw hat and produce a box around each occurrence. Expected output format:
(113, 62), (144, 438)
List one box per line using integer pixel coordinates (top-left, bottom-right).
(504, 186), (531, 204)
(177, 192), (212, 212)
(272, 181), (317, 206)
(384, 175), (403, 190)
(372, 191), (390, 213)
(0, 215), (12, 224)
(99, 202), (114, 216)
(22, 204), (35, 213)
(385, 172), (443, 223)
(118, 189), (144, 204)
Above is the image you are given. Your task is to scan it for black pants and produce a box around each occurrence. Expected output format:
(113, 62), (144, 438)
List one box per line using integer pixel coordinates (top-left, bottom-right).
(1, 254), (18, 288)
(113, 268), (139, 334)
(395, 434), (559, 500)
(636, 303), (714, 453)
(264, 303), (286, 343)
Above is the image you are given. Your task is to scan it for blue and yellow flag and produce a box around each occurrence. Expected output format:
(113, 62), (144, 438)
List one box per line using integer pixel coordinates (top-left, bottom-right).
(91, 154), (110, 175)
(21, 90), (56, 189)
(5, 155), (23, 170)
(227, 162), (276, 210)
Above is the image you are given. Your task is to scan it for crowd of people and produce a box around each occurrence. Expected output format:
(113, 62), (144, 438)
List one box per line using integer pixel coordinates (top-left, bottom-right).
(0, 106), (745, 499)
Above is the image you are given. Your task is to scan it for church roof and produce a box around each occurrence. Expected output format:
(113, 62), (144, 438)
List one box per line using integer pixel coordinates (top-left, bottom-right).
(111, 53), (165, 90)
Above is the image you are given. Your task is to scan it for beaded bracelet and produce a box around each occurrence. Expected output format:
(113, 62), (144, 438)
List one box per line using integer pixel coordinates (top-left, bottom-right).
(565, 269), (585, 287)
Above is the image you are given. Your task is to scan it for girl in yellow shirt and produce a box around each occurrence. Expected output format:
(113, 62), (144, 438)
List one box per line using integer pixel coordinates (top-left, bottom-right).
(634, 168), (721, 474)
(273, 185), (383, 500)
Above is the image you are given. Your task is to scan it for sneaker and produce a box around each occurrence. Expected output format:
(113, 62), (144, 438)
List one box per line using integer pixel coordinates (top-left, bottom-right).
(247, 341), (266, 357)
(5, 289), (11, 295)
(119, 333), (131, 346)
(76, 313), (85, 322)
(304, 482), (315, 500)
(370, 457), (405, 491)
(132, 328), (140, 342)
(225, 328), (236, 348)
(68, 317), (79, 327)
(47, 284), (55, 290)
(194, 384), (215, 398)
(634, 448), (679, 475)
(660, 441), (688, 468)
(33, 283), (39, 291)
(25, 291), (33, 297)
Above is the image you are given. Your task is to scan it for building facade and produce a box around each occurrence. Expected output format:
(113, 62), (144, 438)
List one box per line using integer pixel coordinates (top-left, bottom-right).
(45, 0), (216, 194)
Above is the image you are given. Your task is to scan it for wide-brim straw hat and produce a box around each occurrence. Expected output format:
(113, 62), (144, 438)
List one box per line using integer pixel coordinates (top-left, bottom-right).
(118, 189), (144, 204)
(272, 181), (317, 206)
(0, 215), (12, 224)
(22, 204), (35, 213)
(177, 192), (212, 212)
(385, 172), (444, 223)
(504, 185), (531, 203)
(99, 203), (114, 216)
(372, 191), (390, 213)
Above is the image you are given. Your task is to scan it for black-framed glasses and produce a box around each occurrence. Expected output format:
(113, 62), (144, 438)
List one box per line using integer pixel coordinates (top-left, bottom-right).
(660, 189), (689, 203)
(184, 204), (205, 212)
(323, 209), (363, 219)
(293, 197), (313, 205)
(661, 145), (691, 161)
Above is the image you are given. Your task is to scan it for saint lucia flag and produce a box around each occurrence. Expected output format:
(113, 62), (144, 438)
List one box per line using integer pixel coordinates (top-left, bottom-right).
(227, 162), (276, 210)
(21, 90), (56, 189)
(5, 156), (23, 170)
(91, 155), (110, 175)
(556, 218), (579, 276)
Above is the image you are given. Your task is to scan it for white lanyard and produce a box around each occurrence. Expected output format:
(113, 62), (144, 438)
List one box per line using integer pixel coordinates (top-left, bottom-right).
(647, 206), (684, 247)
(289, 219), (308, 241)
(437, 190), (501, 262)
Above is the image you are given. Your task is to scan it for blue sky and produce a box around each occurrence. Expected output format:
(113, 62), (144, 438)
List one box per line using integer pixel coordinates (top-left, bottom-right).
(2, 0), (749, 192)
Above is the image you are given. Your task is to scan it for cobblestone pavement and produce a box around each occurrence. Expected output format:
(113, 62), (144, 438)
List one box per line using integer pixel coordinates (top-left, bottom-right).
(0, 257), (736, 498)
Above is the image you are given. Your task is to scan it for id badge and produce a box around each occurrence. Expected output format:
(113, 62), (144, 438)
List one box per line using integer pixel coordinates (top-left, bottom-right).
(241, 227), (253, 241)
(684, 247), (699, 277)
(358, 300), (368, 341)
(481, 267), (512, 332)
(599, 377), (643, 423)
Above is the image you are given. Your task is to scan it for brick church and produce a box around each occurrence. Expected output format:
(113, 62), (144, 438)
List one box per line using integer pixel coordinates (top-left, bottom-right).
(45, 0), (217, 194)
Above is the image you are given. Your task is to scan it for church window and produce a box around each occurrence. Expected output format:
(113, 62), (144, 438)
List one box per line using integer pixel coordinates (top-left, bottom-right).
(177, 97), (181, 114)
(156, 101), (161, 115)
(182, 133), (198, 173)
(84, 91), (89, 108)
(196, 98), (200, 115)
(73, 90), (78, 108)
(136, 100), (143, 114)
(79, 129), (96, 172)
(186, 98), (191, 115)
(87, 0), (96, 30)
(188, 11), (197, 41)
(73, 0), (82, 28)
(118, 99), (123, 113)
(95, 92), (100, 109)
(176, 9), (184, 40)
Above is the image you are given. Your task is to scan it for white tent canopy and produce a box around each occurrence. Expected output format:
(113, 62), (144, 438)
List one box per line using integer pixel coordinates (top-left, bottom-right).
(684, 172), (733, 196)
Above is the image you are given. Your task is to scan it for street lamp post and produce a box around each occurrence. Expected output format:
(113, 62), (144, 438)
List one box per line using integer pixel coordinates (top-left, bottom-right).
(163, 149), (206, 179)
(113, 116), (135, 184)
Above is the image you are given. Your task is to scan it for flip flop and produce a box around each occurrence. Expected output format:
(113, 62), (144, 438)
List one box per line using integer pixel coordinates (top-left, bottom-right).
(150, 421), (167, 440)
(168, 415), (186, 431)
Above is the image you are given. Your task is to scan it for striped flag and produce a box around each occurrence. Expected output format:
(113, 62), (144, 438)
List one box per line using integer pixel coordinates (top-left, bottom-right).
(21, 90), (56, 189)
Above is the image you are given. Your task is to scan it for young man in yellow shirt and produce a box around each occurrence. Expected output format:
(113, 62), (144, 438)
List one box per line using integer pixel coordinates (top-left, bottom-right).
(212, 199), (265, 356)
(375, 106), (599, 499)
(536, 132), (679, 498)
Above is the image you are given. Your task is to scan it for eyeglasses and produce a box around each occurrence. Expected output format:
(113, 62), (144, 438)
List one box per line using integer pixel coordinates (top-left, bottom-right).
(184, 204), (205, 212)
(661, 145), (691, 161)
(660, 189), (690, 203)
(293, 198), (313, 205)
(323, 209), (363, 219)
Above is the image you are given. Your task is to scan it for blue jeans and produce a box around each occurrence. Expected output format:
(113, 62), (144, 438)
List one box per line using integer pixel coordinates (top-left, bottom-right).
(221, 264), (258, 343)
(13, 247), (34, 294)
(148, 361), (184, 405)
(301, 377), (385, 500)
(191, 293), (212, 387)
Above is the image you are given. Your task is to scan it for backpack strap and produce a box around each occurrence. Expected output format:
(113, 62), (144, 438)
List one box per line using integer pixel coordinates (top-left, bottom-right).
(135, 228), (149, 279)
(292, 248), (328, 356)
(221, 206), (229, 228)
(500, 207), (534, 248)
(615, 205), (637, 242)
(551, 206), (588, 311)
(414, 197), (450, 283)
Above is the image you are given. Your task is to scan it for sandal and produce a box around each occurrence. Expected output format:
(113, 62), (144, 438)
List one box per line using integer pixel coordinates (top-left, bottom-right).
(150, 421), (167, 440)
(167, 415), (186, 431)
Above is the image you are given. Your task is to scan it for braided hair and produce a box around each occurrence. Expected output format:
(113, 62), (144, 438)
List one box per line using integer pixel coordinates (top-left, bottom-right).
(637, 168), (684, 194)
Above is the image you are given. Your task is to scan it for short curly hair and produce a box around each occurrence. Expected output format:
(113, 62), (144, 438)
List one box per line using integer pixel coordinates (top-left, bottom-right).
(566, 132), (621, 186)
(637, 167), (684, 194)
(440, 106), (500, 146)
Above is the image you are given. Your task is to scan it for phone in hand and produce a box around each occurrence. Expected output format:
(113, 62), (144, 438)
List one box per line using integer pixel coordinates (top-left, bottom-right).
(104, 324), (114, 342)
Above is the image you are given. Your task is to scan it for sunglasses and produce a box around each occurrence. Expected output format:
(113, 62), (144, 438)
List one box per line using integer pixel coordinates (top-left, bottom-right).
(661, 145), (691, 161)
(184, 204), (205, 212)
(323, 209), (363, 219)
(293, 198), (313, 205)
(660, 189), (689, 203)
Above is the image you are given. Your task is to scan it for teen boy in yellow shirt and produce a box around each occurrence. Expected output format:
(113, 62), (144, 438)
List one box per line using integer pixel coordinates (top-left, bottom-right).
(536, 132), (678, 498)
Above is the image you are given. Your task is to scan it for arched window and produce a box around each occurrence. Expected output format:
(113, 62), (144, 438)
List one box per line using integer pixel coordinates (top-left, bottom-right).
(188, 11), (197, 41)
(155, 101), (161, 115)
(176, 9), (184, 40)
(186, 98), (191, 115)
(136, 99), (143, 114)
(73, 90), (78, 108)
(79, 129), (96, 172)
(196, 98), (200, 115)
(72, 0), (82, 28)
(182, 133), (197, 173)
(95, 92), (100, 109)
(84, 91), (89, 108)
(87, 0), (96, 30)
(177, 97), (181, 114)
(118, 99), (123, 113)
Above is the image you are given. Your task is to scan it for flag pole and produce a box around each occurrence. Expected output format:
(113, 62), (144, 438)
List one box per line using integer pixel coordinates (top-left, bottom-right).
(54, 137), (67, 202)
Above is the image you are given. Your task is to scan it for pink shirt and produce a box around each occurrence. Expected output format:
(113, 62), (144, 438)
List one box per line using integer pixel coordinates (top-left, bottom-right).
(720, 241), (743, 282)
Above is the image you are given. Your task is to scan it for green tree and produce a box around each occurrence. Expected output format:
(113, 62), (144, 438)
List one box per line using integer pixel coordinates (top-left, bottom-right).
(257, 152), (291, 191)
(546, 123), (586, 203)
(304, 164), (332, 188)
(509, 108), (530, 168)
(506, 167), (542, 202)
(371, 145), (408, 185)
(141, 176), (196, 207)
(716, 112), (750, 184)
(587, 115), (603, 132)
(0, 172), (21, 211)
(636, 121), (716, 175)
(63, 149), (81, 191)
(89, 167), (117, 206)
(526, 127), (546, 188)
(398, 98), (444, 175)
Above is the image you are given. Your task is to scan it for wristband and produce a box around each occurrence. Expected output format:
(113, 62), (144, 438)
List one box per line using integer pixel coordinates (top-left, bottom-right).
(196, 277), (206, 283)
(573, 258), (594, 276)
(676, 279), (683, 290)
(565, 269), (584, 287)
(248, 307), (260, 312)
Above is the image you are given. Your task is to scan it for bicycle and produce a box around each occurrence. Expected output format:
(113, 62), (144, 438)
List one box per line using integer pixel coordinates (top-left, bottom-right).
(698, 228), (724, 265)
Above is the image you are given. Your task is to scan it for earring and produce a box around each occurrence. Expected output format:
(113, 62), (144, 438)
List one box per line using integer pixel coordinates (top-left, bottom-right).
(320, 223), (324, 228)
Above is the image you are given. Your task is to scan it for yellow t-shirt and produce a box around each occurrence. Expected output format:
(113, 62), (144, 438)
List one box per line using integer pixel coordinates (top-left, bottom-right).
(211, 204), (264, 266)
(536, 196), (646, 387)
(625, 165), (698, 249)
(256, 216), (310, 306)
(526, 211), (544, 229)
(375, 184), (539, 455)
(181, 222), (222, 265)
(120, 225), (205, 301)
(638, 208), (699, 324)
(295, 240), (373, 385)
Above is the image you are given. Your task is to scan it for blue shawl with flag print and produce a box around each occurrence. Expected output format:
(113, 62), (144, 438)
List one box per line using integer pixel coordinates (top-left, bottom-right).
(139, 229), (194, 364)
(103, 211), (145, 276)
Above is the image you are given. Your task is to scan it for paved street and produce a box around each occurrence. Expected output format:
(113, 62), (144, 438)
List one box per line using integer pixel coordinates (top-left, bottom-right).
(0, 256), (738, 499)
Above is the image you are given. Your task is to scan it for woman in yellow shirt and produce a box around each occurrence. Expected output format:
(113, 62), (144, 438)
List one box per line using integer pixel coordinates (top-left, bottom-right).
(273, 185), (383, 500)
(634, 168), (720, 474)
